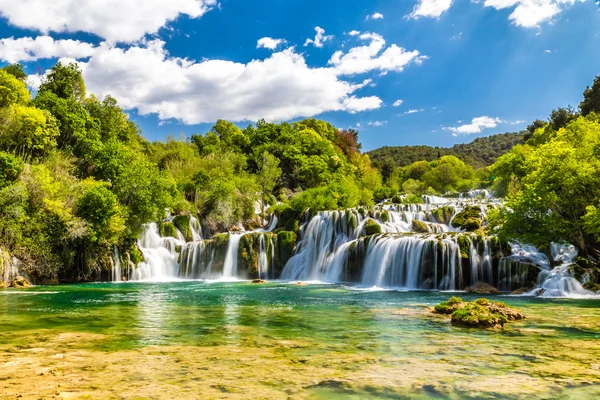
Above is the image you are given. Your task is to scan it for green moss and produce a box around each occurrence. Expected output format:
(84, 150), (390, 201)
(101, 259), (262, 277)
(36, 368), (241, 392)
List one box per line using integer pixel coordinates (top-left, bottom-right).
(128, 245), (144, 265)
(172, 215), (192, 242)
(411, 219), (429, 233)
(363, 219), (382, 236)
(379, 211), (390, 223)
(451, 206), (483, 232)
(431, 206), (455, 225)
(456, 235), (471, 259)
(391, 195), (402, 204)
(434, 297), (525, 328)
(212, 233), (230, 247)
(348, 214), (358, 230)
(158, 221), (178, 238)
(277, 231), (297, 267)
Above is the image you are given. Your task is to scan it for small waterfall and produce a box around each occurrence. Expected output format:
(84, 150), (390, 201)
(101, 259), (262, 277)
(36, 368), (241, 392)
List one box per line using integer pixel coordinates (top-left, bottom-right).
(532, 244), (596, 298)
(469, 238), (492, 284)
(222, 234), (243, 279)
(190, 216), (202, 241)
(179, 241), (215, 279)
(131, 223), (183, 281)
(258, 235), (268, 279)
(112, 246), (122, 282)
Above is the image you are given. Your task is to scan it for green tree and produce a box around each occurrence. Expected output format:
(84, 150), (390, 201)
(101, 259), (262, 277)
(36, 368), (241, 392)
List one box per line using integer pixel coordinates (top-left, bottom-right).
(580, 75), (600, 116)
(0, 151), (24, 188)
(2, 64), (27, 81)
(0, 69), (30, 107)
(257, 151), (281, 217)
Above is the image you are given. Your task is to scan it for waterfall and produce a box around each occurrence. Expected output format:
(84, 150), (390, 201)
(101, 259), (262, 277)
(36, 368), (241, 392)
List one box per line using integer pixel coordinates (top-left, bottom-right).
(179, 241), (215, 279)
(112, 246), (122, 282)
(131, 223), (183, 281)
(190, 216), (203, 241)
(222, 234), (243, 279)
(469, 238), (492, 284)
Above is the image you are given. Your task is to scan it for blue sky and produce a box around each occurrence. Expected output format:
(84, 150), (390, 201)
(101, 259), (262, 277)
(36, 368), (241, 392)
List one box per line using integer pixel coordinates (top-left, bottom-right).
(0, 0), (599, 150)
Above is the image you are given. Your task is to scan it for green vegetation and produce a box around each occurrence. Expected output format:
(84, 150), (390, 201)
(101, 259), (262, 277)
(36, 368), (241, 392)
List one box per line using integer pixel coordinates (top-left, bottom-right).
(368, 131), (524, 170)
(0, 62), (382, 283)
(433, 297), (525, 328)
(487, 75), (600, 259)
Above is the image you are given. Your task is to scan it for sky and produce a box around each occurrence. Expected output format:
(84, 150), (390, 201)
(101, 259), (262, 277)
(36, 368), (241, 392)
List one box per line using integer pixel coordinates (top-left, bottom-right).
(0, 0), (599, 151)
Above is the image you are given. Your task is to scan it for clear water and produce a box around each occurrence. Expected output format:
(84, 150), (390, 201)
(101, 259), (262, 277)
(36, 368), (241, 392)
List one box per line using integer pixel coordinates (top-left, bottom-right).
(1, 282), (600, 399)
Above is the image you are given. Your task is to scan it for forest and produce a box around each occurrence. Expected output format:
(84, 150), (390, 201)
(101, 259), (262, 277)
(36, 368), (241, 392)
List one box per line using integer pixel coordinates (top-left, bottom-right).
(368, 131), (525, 169)
(1, 62), (599, 283)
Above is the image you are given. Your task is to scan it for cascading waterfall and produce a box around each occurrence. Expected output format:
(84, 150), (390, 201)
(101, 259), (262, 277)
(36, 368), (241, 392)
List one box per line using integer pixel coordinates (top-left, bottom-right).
(131, 223), (183, 281)
(112, 246), (122, 282)
(222, 234), (243, 279)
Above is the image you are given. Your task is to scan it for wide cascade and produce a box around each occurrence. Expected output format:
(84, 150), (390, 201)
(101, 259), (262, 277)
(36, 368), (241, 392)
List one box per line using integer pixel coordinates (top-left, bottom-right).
(281, 191), (501, 290)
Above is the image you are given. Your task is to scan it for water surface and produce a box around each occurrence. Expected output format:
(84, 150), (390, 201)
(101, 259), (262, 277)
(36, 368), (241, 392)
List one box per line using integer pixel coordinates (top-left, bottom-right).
(1, 281), (599, 399)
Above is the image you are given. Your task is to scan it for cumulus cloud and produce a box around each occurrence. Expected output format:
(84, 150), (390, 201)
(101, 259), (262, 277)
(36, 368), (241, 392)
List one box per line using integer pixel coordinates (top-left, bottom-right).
(366, 12), (385, 20)
(257, 37), (284, 50)
(0, 36), (96, 63)
(328, 32), (426, 75)
(0, 30), (425, 124)
(409, 0), (454, 19)
(445, 116), (501, 135)
(483, 0), (583, 28)
(304, 26), (333, 48)
(393, 99), (404, 107)
(348, 30), (361, 36)
(0, 0), (217, 43)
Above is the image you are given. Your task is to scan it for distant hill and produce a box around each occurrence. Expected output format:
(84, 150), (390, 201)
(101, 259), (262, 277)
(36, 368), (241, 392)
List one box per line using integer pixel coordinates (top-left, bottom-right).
(367, 131), (525, 168)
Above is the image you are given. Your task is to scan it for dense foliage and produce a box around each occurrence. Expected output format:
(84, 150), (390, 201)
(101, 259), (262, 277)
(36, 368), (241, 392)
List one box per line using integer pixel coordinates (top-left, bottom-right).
(368, 131), (525, 171)
(0, 62), (382, 282)
(488, 76), (600, 260)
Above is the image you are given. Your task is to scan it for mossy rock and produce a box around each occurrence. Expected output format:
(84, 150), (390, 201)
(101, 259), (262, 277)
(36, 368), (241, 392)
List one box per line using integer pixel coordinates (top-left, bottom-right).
(358, 207), (366, 216)
(363, 219), (382, 236)
(433, 296), (463, 314)
(158, 221), (178, 238)
(451, 206), (483, 232)
(129, 244), (144, 265)
(172, 215), (193, 242)
(9, 276), (30, 288)
(431, 206), (455, 225)
(277, 231), (297, 267)
(391, 195), (403, 204)
(434, 297), (525, 328)
(212, 233), (230, 247)
(411, 219), (429, 233)
(466, 282), (499, 294)
(348, 214), (358, 230)
(456, 234), (472, 259)
(379, 211), (390, 223)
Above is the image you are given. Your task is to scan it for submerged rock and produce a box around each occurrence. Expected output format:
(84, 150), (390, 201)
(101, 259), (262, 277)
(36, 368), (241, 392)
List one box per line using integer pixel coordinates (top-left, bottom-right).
(510, 287), (532, 295)
(433, 297), (525, 328)
(251, 279), (265, 284)
(466, 282), (499, 294)
(10, 276), (30, 288)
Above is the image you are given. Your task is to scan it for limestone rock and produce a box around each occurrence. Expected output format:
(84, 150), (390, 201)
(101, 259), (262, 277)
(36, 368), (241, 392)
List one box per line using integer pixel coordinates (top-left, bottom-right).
(466, 282), (499, 294)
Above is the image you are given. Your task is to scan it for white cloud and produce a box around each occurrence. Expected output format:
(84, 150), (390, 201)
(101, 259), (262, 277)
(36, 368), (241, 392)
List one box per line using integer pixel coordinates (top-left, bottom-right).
(0, 0), (217, 43)
(400, 108), (424, 115)
(304, 26), (333, 48)
(483, 0), (583, 28)
(409, 0), (454, 19)
(368, 120), (387, 127)
(0, 31), (425, 124)
(348, 30), (361, 36)
(545, 49), (552, 53)
(329, 32), (426, 75)
(450, 32), (463, 40)
(393, 99), (404, 107)
(445, 116), (501, 135)
(367, 12), (385, 20)
(257, 37), (284, 50)
(0, 36), (96, 63)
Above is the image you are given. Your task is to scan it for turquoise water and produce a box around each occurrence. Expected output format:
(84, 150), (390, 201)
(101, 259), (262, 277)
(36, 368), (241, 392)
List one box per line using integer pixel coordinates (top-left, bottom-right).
(1, 282), (600, 399)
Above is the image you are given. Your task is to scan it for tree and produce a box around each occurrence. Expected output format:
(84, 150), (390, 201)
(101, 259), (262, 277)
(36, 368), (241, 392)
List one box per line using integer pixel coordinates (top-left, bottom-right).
(257, 151), (281, 217)
(39, 62), (86, 101)
(549, 106), (578, 131)
(0, 70), (30, 108)
(580, 75), (600, 116)
(0, 151), (24, 188)
(524, 119), (546, 141)
(0, 105), (60, 159)
(2, 64), (27, 81)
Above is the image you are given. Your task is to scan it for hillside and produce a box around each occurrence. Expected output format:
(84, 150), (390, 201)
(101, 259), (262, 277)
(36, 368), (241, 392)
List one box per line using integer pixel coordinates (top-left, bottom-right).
(367, 131), (525, 168)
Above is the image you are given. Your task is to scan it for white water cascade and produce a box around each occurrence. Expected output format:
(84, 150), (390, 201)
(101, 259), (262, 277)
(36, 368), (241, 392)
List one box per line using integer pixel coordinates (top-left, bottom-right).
(131, 223), (184, 281)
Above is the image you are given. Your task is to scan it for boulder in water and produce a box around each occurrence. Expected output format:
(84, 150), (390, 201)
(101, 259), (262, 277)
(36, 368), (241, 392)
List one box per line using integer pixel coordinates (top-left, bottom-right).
(10, 276), (30, 288)
(510, 287), (531, 295)
(251, 279), (265, 284)
(451, 206), (483, 232)
(363, 219), (382, 236)
(433, 297), (525, 328)
(411, 220), (429, 233)
(466, 282), (499, 294)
